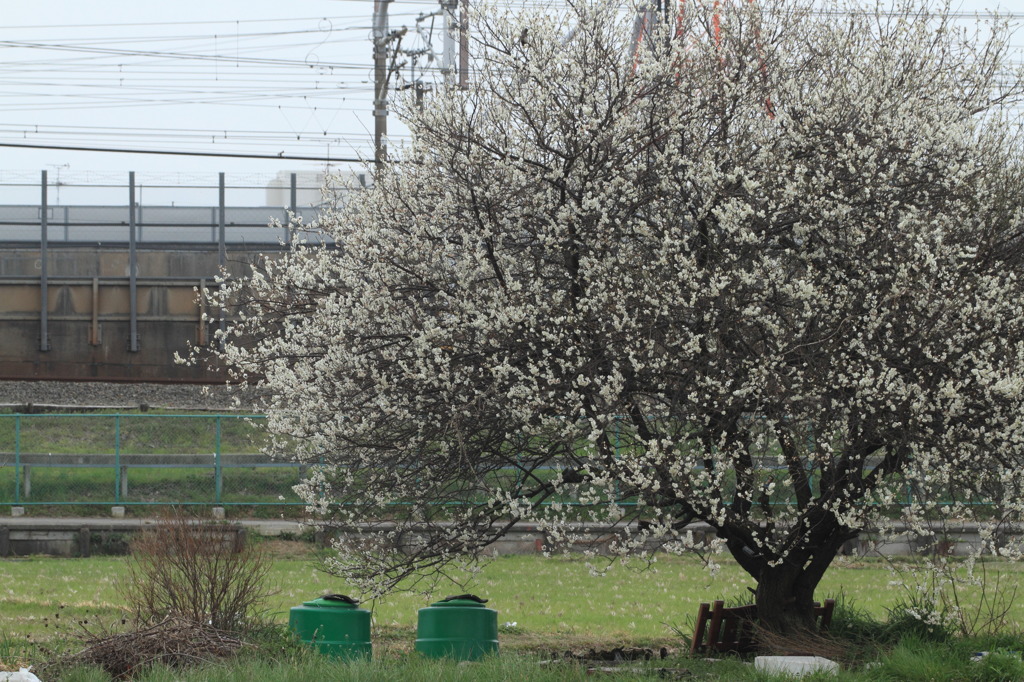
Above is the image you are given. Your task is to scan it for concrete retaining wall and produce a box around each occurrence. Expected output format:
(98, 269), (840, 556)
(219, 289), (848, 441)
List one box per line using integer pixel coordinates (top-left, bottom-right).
(0, 518), (247, 557)
(1, 516), (1013, 559)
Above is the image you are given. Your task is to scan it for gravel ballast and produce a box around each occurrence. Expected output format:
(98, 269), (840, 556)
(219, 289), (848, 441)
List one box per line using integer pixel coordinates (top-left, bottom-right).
(0, 381), (256, 412)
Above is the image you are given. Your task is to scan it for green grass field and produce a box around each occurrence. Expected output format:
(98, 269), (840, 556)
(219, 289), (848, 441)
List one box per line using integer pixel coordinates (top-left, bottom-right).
(2, 548), (1022, 645)
(4, 549), (1024, 680)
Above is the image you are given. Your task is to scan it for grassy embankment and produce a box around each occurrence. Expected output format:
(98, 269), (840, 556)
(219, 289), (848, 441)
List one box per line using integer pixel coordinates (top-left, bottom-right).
(0, 410), (304, 512)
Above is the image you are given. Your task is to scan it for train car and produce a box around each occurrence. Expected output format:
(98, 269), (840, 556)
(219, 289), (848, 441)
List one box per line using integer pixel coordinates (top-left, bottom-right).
(0, 200), (325, 382)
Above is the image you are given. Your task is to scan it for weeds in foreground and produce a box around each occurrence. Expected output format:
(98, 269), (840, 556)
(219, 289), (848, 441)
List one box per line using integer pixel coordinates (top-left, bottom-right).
(8, 550), (1024, 680)
(882, 547), (1020, 641)
(0, 629), (32, 672)
(52, 652), (689, 682)
(28, 617), (1024, 681)
(866, 636), (1024, 682)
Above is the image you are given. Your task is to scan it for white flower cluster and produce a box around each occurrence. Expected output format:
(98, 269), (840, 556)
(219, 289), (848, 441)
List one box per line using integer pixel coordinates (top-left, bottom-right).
(203, 0), (1024, 609)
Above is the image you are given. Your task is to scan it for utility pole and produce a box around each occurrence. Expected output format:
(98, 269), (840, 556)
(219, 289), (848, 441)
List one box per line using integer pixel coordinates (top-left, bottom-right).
(441, 0), (457, 86)
(374, 0), (468, 165)
(441, 0), (469, 88)
(373, 0), (392, 169)
(459, 0), (469, 88)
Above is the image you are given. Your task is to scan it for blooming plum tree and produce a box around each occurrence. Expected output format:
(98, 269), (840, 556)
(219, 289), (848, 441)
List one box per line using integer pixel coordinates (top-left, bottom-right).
(214, 0), (1024, 631)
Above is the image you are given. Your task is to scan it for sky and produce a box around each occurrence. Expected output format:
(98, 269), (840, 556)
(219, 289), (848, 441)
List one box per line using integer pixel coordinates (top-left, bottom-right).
(1, 0), (1022, 205)
(1, 0), (446, 204)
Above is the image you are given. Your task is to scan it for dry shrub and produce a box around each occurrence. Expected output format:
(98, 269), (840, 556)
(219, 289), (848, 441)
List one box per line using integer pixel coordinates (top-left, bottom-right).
(120, 509), (273, 632)
(45, 616), (245, 680)
(755, 626), (851, 664)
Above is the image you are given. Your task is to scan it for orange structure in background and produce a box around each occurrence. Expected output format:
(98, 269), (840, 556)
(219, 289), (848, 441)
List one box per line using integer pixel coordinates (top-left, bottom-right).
(632, 0), (774, 117)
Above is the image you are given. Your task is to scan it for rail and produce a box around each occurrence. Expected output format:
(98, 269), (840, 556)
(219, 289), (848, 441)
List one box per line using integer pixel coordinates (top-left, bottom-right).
(0, 412), (948, 512)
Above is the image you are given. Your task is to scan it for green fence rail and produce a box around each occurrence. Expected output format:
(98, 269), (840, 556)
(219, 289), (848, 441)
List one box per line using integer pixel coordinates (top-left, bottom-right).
(0, 412), (950, 511)
(0, 413), (306, 507)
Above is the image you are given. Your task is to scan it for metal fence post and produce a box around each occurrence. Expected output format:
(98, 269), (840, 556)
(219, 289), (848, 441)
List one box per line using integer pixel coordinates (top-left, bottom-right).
(215, 416), (223, 504)
(115, 415), (122, 503)
(39, 171), (50, 352)
(14, 415), (21, 504)
(128, 172), (139, 353)
(218, 173), (226, 269)
(287, 172), (296, 245)
(614, 415), (621, 502)
(218, 173), (227, 348)
(319, 455), (326, 502)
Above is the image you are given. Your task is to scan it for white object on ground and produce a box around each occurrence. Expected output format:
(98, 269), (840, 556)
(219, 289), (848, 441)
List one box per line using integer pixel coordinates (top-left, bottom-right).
(0, 667), (42, 681)
(755, 656), (839, 677)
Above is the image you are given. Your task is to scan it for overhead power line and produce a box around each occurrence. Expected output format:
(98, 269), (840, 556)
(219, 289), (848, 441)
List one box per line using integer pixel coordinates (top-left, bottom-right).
(0, 142), (364, 163)
(3, 15), (363, 30)
(0, 40), (360, 69)
(3, 2), (1018, 169)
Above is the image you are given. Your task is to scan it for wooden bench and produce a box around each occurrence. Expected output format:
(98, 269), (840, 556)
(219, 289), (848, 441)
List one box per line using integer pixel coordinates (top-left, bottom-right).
(690, 598), (835, 656)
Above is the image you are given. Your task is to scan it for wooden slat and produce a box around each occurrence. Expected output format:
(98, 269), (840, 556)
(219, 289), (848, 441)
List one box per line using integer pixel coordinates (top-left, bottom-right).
(690, 602), (711, 655)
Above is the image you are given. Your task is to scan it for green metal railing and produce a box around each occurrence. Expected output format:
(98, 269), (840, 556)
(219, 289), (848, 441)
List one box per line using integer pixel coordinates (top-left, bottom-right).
(0, 412), (971, 512)
(0, 413), (304, 507)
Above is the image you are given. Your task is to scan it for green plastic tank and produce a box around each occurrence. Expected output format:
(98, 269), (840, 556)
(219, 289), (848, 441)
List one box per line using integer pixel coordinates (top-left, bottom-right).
(415, 594), (498, 660)
(288, 594), (371, 659)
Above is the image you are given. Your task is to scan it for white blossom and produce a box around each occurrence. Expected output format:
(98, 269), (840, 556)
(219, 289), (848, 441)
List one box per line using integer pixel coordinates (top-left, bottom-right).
(199, 0), (1024, 625)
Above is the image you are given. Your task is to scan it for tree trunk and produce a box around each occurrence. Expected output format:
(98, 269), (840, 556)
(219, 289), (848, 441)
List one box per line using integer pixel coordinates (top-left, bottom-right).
(718, 514), (856, 637)
(754, 562), (821, 634)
